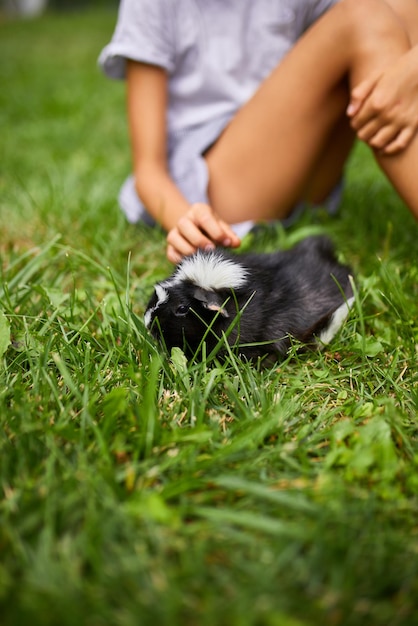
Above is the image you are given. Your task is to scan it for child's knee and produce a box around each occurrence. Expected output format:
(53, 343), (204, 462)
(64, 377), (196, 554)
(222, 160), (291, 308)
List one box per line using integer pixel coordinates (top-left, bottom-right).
(339, 0), (410, 51)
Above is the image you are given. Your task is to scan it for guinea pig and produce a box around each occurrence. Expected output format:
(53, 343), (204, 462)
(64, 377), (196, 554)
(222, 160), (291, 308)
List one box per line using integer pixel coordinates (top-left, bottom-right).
(144, 235), (354, 362)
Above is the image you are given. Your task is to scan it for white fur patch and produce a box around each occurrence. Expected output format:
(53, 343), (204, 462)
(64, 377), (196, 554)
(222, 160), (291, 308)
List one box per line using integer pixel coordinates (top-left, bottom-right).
(319, 296), (355, 345)
(155, 284), (169, 305)
(171, 251), (248, 291)
(144, 284), (169, 328)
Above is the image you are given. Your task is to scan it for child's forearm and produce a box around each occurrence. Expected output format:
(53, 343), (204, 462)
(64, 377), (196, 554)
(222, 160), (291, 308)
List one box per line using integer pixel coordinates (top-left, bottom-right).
(134, 163), (191, 231)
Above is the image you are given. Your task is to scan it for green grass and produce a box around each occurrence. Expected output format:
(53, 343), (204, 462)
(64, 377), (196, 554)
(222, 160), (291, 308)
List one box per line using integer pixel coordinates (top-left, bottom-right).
(1, 8), (418, 626)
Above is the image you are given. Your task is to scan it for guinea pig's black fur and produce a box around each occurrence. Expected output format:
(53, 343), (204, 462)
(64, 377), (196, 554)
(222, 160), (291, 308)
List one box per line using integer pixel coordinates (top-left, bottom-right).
(144, 235), (354, 362)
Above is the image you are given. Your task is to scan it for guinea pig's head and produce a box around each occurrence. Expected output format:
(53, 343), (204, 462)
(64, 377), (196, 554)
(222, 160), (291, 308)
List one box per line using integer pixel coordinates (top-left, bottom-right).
(144, 250), (248, 357)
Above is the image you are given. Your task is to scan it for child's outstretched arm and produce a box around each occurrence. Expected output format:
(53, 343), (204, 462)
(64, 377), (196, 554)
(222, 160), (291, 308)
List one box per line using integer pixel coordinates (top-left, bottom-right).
(126, 60), (240, 263)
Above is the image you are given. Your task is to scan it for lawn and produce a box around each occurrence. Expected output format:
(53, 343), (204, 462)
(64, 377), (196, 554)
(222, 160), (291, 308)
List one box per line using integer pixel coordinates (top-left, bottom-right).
(0, 7), (417, 626)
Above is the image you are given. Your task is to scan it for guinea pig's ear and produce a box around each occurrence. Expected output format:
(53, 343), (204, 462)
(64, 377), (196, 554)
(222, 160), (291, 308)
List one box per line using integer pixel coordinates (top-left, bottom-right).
(193, 287), (229, 317)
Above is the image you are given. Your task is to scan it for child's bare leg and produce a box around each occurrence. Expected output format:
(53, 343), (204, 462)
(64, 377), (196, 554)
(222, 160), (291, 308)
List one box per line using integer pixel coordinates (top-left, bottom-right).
(205, 0), (417, 222)
(302, 113), (356, 205)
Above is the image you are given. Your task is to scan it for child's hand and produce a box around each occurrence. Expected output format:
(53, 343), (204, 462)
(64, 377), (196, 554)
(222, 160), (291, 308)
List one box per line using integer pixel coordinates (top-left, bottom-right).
(347, 50), (418, 155)
(166, 202), (241, 264)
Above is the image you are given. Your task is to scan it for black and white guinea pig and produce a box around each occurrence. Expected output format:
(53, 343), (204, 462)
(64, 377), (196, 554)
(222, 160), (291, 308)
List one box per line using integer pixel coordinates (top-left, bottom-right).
(144, 235), (354, 362)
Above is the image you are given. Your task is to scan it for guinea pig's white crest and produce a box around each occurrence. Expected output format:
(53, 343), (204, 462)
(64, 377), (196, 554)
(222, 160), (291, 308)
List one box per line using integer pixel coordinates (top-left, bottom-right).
(144, 284), (169, 328)
(171, 250), (248, 291)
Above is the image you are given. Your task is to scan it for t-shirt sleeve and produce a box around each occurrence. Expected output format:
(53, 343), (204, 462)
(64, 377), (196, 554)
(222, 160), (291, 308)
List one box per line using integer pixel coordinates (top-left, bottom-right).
(98, 0), (175, 79)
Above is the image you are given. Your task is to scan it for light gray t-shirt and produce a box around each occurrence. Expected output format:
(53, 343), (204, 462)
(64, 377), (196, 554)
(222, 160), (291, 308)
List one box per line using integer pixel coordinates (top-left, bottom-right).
(99, 0), (340, 224)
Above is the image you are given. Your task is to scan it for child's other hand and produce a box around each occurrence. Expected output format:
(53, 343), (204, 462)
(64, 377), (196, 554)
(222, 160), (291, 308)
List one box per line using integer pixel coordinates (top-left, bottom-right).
(347, 51), (418, 155)
(166, 202), (241, 264)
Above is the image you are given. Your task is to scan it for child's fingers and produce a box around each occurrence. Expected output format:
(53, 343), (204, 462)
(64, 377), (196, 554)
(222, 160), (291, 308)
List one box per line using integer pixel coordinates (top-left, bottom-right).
(353, 113), (415, 153)
(347, 74), (381, 119)
(176, 216), (215, 250)
(166, 203), (242, 263)
(355, 117), (391, 144)
(189, 203), (236, 247)
(368, 125), (399, 150)
(166, 244), (183, 265)
(166, 214), (216, 264)
(218, 219), (241, 248)
(380, 126), (415, 155)
(167, 223), (211, 259)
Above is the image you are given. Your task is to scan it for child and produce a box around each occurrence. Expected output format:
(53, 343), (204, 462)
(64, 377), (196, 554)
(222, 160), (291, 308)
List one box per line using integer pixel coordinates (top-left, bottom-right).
(99, 0), (418, 263)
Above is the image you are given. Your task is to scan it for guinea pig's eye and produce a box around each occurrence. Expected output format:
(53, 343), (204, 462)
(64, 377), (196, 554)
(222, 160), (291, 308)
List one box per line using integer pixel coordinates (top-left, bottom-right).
(175, 304), (190, 317)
